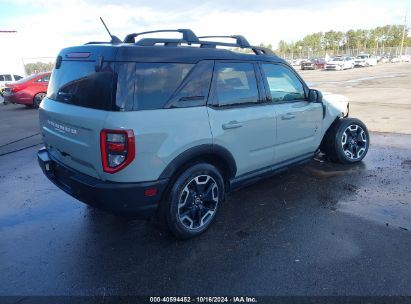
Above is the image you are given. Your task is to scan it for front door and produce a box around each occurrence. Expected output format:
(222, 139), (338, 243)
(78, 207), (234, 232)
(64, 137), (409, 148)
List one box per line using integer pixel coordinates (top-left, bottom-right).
(260, 63), (323, 163)
(207, 61), (276, 177)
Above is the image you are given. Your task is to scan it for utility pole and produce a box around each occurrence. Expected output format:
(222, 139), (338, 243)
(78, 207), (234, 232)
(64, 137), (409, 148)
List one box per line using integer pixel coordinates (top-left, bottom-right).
(399, 13), (407, 56)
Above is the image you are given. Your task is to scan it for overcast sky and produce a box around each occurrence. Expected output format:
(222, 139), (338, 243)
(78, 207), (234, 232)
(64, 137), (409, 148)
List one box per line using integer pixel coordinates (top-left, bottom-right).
(0, 0), (410, 72)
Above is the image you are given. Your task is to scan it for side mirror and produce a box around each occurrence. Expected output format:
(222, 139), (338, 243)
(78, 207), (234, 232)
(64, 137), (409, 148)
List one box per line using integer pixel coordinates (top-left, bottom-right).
(308, 89), (323, 103)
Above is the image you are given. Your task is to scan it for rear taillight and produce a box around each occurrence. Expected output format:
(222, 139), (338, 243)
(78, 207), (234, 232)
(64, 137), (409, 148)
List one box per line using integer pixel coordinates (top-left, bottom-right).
(9, 85), (23, 93)
(100, 129), (135, 174)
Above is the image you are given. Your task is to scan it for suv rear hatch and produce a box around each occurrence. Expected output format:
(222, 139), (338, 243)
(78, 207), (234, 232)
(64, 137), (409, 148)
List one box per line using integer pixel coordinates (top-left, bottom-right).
(39, 45), (119, 179)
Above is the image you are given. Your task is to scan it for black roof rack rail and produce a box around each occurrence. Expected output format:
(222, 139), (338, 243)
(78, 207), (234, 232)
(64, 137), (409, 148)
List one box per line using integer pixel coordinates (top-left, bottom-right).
(198, 35), (251, 47)
(124, 29), (199, 43)
(120, 28), (275, 56)
(197, 35), (274, 55)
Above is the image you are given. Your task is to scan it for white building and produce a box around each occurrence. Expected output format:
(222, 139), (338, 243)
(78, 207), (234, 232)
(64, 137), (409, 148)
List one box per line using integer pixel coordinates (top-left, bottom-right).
(0, 31), (26, 76)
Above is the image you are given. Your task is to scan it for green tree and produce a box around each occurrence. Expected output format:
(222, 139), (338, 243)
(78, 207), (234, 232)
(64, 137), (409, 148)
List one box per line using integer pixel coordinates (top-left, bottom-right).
(24, 62), (54, 75)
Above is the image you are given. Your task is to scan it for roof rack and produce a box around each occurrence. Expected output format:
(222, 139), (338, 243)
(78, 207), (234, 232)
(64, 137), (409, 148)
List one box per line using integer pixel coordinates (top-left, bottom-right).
(124, 29), (199, 44)
(198, 35), (251, 47)
(121, 29), (275, 56)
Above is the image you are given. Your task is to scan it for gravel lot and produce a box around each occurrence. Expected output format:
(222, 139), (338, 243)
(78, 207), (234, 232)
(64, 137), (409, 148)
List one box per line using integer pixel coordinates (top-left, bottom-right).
(0, 63), (410, 298)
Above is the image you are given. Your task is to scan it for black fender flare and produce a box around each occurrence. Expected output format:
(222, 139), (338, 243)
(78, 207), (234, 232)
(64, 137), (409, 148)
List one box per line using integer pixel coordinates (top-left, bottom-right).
(158, 144), (237, 180)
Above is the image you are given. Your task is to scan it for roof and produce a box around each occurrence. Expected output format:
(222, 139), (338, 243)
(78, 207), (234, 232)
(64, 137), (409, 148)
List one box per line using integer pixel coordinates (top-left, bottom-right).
(59, 29), (285, 65)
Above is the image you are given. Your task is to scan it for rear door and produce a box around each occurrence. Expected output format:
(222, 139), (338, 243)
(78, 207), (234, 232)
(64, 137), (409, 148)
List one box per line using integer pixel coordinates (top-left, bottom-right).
(260, 63), (323, 163)
(207, 61), (276, 177)
(34, 73), (50, 93)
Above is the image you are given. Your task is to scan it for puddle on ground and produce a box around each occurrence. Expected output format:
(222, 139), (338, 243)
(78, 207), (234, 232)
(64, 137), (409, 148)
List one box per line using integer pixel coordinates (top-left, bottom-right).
(302, 140), (411, 231)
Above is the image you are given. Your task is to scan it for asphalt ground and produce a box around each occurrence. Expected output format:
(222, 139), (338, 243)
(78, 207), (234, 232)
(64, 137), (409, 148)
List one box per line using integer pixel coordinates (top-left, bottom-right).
(301, 61), (411, 134)
(0, 63), (411, 299)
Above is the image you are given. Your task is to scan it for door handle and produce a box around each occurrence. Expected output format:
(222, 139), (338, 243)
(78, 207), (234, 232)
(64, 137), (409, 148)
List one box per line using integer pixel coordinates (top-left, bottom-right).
(281, 113), (296, 120)
(222, 121), (243, 130)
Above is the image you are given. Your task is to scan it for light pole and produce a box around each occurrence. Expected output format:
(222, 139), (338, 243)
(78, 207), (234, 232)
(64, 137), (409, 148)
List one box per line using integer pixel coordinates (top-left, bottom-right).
(399, 13), (407, 57)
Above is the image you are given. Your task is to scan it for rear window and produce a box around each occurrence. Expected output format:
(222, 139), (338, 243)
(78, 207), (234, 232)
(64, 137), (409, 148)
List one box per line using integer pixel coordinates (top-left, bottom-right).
(47, 61), (115, 110)
(15, 74), (40, 84)
(48, 61), (194, 111)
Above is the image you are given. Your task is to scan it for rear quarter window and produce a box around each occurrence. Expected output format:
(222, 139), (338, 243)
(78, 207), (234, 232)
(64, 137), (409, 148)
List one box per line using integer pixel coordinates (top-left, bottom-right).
(131, 63), (193, 110)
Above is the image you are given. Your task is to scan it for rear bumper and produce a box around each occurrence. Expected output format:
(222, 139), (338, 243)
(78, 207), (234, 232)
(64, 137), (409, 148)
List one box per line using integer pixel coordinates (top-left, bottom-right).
(301, 65), (315, 69)
(37, 147), (168, 218)
(3, 92), (30, 104)
(325, 65), (339, 70)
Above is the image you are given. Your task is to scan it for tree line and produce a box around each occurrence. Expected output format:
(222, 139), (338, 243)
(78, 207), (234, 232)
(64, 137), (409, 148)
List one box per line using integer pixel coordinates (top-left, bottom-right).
(270, 24), (409, 57)
(24, 62), (54, 75)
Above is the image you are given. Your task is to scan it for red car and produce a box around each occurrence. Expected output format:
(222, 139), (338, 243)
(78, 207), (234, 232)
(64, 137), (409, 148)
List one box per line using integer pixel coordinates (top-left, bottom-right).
(3, 72), (51, 108)
(300, 58), (326, 70)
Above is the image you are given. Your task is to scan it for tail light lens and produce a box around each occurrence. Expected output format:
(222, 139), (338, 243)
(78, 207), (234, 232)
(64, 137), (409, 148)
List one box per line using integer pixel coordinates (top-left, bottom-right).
(100, 129), (135, 174)
(10, 85), (23, 93)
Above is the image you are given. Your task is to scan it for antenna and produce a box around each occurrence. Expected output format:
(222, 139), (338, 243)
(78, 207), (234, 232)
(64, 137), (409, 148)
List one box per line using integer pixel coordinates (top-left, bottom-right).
(99, 17), (121, 44)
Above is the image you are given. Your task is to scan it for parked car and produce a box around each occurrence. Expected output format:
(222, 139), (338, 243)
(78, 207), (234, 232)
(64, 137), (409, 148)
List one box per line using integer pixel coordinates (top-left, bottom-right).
(291, 58), (303, 66)
(324, 56), (354, 70)
(379, 56), (389, 63)
(3, 72), (50, 107)
(390, 57), (401, 63)
(300, 58), (326, 70)
(344, 56), (355, 66)
(399, 55), (411, 62)
(37, 29), (369, 239)
(354, 54), (377, 67)
(0, 73), (24, 94)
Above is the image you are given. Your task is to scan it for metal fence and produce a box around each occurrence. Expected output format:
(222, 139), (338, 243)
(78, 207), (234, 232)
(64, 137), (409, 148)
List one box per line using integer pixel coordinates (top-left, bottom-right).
(279, 46), (411, 60)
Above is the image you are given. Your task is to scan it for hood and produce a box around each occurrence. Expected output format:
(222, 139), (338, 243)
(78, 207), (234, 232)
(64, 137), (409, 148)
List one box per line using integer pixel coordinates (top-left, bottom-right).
(327, 60), (343, 65)
(322, 91), (349, 116)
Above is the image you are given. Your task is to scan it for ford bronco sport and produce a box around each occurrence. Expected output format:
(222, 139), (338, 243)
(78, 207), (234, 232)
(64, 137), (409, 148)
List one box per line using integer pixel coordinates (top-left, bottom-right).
(37, 29), (369, 239)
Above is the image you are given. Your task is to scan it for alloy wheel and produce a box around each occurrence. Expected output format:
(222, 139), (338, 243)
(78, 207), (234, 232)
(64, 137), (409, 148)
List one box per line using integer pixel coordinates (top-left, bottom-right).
(177, 175), (219, 230)
(341, 124), (368, 160)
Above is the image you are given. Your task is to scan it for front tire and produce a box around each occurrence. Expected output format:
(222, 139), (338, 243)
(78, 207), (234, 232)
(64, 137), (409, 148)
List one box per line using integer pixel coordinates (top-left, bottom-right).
(322, 118), (369, 164)
(164, 163), (225, 239)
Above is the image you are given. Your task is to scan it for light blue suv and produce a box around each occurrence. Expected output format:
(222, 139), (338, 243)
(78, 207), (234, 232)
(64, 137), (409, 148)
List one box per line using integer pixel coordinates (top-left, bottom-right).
(37, 29), (369, 238)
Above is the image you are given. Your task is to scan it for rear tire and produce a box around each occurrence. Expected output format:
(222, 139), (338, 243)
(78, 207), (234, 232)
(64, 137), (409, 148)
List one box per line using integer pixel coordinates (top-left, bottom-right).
(163, 163), (225, 239)
(33, 93), (46, 108)
(322, 118), (369, 164)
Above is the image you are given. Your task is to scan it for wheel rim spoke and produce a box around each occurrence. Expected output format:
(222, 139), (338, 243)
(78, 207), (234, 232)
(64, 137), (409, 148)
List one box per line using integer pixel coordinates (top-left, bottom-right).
(177, 174), (219, 230)
(341, 124), (368, 160)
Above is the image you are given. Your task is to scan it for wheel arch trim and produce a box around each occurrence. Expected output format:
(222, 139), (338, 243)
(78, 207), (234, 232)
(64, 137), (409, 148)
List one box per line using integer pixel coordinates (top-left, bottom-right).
(158, 144), (237, 180)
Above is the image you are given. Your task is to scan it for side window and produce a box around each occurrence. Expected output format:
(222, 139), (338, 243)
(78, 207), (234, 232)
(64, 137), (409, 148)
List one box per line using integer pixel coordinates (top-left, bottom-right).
(36, 75), (50, 83)
(166, 60), (213, 108)
(4, 74), (12, 81)
(14, 75), (23, 81)
(0, 75), (4, 81)
(213, 62), (259, 107)
(261, 64), (305, 102)
(133, 63), (194, 110)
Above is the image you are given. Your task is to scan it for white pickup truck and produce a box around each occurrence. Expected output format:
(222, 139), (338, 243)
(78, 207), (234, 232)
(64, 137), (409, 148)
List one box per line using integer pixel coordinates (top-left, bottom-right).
(0, 73), (24, 104)
(354, 54), (377, 67)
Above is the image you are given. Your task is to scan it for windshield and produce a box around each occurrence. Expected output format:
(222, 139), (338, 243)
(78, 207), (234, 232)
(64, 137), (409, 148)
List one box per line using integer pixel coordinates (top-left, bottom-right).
(356, 55), (367, 59)
(332, 57), (343, 61)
